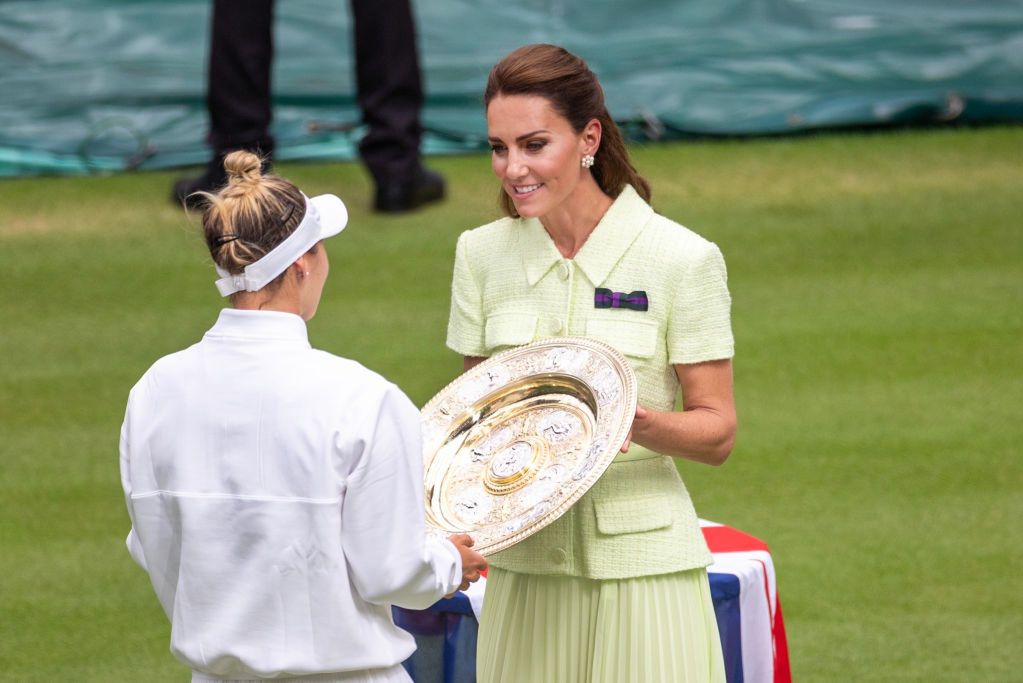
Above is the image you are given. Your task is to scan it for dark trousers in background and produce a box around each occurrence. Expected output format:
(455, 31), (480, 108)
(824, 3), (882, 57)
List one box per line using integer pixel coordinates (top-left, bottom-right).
(207, 0), (424, 186)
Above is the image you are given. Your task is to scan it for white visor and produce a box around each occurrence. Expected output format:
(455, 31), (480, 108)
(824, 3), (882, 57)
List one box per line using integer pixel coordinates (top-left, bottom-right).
(214, 193), (348, 297)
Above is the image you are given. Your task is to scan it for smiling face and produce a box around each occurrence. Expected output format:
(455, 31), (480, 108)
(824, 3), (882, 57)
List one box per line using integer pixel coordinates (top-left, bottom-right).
(486, 94), (599, 219)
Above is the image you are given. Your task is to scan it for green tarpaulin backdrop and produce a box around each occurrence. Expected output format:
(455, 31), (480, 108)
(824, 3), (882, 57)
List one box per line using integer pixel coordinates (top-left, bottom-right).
(2, 0), (1021, 176)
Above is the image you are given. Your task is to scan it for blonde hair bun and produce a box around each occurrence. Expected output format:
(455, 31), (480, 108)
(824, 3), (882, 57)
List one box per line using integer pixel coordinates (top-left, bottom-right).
(223, 150), (264, 184)
(200, 152), (305, 292)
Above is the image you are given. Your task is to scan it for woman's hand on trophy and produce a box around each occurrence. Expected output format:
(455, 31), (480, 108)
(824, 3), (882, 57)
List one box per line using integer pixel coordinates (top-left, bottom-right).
(621, 404), (651, 452)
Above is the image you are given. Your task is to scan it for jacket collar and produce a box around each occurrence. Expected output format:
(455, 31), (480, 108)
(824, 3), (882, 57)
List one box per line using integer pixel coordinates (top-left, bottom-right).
(204, 308), (311, 346)
(521, 185), (652, 287)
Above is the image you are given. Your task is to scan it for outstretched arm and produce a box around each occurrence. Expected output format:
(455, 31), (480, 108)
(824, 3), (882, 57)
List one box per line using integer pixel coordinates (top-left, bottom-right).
(342, 387), (485, 609)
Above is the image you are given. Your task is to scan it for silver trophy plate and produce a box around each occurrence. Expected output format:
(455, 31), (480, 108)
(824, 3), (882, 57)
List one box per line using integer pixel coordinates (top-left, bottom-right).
(421, 337), (638, 556)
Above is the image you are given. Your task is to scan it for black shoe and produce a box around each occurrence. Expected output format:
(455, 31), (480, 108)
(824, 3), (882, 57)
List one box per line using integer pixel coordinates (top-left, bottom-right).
(171, 150), (272, 210)
(172, 157), (230, 210)
(374, 166), (446, 213)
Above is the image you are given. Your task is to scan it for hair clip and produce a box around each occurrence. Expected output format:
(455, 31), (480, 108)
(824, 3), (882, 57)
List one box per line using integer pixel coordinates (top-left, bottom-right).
(280, 203), (296, 225)
(211, 233), (241, 250)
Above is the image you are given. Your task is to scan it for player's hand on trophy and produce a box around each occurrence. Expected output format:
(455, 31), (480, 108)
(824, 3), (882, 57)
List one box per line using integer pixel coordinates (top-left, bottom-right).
(448, 533), (487, 594)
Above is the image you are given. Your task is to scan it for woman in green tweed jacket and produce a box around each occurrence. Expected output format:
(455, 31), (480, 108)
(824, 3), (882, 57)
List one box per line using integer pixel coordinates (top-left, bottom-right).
(446, 44), (736, 683)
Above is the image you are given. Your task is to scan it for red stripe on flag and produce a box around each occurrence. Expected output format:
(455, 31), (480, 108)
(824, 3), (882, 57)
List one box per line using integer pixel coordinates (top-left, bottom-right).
(773, 596), (793, 683)
(700, 524), (770, 553)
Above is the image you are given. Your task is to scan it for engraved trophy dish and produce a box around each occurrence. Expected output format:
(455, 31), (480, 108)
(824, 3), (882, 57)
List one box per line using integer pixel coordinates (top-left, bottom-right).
(421, 337), (638, 555)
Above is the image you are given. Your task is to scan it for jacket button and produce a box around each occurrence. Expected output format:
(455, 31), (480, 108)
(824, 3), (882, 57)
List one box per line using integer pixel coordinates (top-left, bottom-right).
(550, 547), (567, 564)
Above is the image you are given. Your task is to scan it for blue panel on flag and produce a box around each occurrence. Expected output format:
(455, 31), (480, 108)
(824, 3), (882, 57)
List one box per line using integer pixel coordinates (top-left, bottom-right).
(394, 604), (478, 683)
(709, 572), (744, 683)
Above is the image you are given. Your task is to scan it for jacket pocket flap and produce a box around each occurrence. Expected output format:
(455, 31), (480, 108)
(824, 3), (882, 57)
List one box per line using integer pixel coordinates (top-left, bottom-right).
(585, 317), (658, 359)
(485, 312), (538, 351)
(594, 495), (672, 535)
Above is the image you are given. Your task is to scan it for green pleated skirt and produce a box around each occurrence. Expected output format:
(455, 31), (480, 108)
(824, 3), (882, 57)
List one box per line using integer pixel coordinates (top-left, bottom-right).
(477, 567), (726, 683)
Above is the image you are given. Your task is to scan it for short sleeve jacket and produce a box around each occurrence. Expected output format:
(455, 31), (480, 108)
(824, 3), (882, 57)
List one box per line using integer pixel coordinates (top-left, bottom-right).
(446, 186), (735, 579)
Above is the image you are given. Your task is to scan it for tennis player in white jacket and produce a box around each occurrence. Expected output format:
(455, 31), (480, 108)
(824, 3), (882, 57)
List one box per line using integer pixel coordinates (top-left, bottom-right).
(120, 151), (486, 682)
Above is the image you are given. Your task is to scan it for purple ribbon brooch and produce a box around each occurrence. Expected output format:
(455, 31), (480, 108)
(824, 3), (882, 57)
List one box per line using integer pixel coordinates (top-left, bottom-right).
(594, 288), (648, 311)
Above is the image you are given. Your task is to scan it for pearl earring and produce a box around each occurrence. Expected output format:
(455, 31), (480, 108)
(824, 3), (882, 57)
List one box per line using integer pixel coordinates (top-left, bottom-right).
(581, 154), (595, 169)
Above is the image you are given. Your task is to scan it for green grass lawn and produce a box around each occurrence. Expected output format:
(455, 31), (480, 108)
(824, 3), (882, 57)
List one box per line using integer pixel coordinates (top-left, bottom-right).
(2, 126), (1021, 681)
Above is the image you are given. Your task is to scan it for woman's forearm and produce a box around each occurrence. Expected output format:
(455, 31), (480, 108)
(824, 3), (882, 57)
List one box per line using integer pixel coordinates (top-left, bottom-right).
(630, 404), (736, 466)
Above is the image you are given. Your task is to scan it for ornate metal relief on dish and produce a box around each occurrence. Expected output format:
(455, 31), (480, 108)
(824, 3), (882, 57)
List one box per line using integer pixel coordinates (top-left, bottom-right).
(421, 337), (637, 556)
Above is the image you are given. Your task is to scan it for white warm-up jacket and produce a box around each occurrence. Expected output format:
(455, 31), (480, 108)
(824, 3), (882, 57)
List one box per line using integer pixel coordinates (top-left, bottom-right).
(120, 309), (461, 679)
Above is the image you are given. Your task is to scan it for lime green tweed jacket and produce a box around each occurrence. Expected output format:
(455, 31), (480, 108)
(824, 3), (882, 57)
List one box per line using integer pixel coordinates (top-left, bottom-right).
(446, 186), (734, 579)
